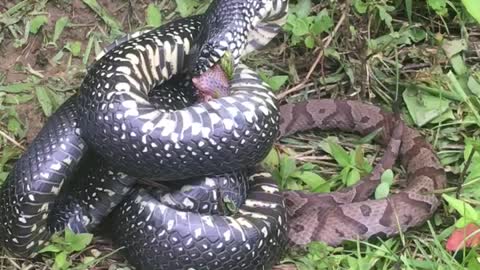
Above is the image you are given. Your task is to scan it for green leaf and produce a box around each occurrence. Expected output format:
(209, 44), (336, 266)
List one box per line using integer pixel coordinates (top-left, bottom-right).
(261, 74), (289, 92)
(290, 0), (312, 17)
(39, 244), (62, 253)
(346, 169), (361, 186)
(65, 229), (93, 252)
(402, 87), (452, 127)
(376, 5), (393, 29)
(468, 76), (480, 96)
(261, 148), (280, 170)
(442, 194), (480, 223)
(54, 251), (70, 270)
(304, 35), (315, 48)
(442, 39), (468, 76)
(30, 15), (48, 34)
(461, 0), (480, 24)
(52, 17), (69, 45)
(327, 140), (351, 167)
(405, 0), (412, 23)
(7, 117), (22, 137)
(220, 51), (234, 80)
(175, 0), (200, 17)
(353, 0), (368, 14)
(311, 10), (333, 35)
(82, 256), (96, 265)
(36, 87), (53, 116)
(442, 39), (467, 59)
(0, 82), (34, 93)
(291, 171), (326, 190)
(65, 41), (82, 57)
(380, 169), (394, 185)
(279, 155), (297, 183)
(375, 182), (391, 199)
(291, 17), (310, 36)
(455, 216), (471, 228)
(146, 4), (162, 27)
(353, 146), (372, 173)
(427, 0), (448, 15)
(4, 94), (33, 104)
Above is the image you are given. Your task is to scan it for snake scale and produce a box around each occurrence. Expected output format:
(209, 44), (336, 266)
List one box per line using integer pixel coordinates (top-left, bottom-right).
(0, 0), (446, 269)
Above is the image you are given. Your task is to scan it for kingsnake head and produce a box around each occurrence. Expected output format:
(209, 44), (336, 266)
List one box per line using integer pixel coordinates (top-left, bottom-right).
(192, 0), (288, 75)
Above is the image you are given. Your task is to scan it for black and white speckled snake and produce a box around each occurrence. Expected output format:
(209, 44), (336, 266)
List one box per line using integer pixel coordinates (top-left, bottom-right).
(0, 0), (446, 269)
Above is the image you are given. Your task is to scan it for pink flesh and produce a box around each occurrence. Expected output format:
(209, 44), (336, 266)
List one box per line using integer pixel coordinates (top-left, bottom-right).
(192, 64), (230, 102)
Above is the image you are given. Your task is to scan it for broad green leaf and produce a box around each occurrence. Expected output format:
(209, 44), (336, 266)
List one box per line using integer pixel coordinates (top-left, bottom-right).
(450, 54), (468, 76)
(454, 216), (473, 228)
(461, 0), (480, 24)
(4, 93), (33, 104)
(0, 144), (22, 168)
(54, 251), (70, 270)
(442, 40), (468, 75)
(220, 51), (234, 79)
(0, 172), (8, 183)
(381, 169), (394, 185)
(279, 155), (297, 182)
(65, 229), (93, 252)
(7, 117), (22, 137)
(468, 76), (480, 96)
(0, 82), (34, 93)
(442, 39), (467, 59)
(82, 256), (96, 265)
(36, 87), (53, 116)
(39, 244), (62, 253)
(327, 140), (351, 167)
(65, 41), (82, 57)
(260, 74), (289, 92)
(427, 0), (448, 15)
(146, 4), (162, 27)
(346, 168), (361, 186)
(291, 171), (326, 190)
(353, 0), (368, 14)
(311, 10), (333, 35)
(376, 5), (393, 29)
(290, 0), (311, 17)
(403, 87), (452, 127)
(262, 148), (280, 170)
(375, 182), (391, 199)
(304, 35), (315, 48)
(442, 194), (480, 223)
(30, 15), (48, 34)
(175, 0), (200, 17)
(52, 17), (69, 45)
(291, 17), (310, 36)
(353, 146), (372, 173)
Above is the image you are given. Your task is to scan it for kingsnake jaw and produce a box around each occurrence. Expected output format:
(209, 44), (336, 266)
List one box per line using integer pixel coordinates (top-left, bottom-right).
(192, 0), (289, 75)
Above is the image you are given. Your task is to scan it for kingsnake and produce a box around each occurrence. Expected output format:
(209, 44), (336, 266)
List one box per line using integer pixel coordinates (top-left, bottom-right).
(0, 0), (446, 269)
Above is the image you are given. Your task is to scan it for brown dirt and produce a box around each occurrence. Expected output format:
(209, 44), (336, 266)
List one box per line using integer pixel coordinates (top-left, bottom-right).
(0, 0), (149, 142)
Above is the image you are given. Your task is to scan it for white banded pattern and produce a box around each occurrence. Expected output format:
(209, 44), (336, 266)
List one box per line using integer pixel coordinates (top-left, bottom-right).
(111, 172), (288, 270)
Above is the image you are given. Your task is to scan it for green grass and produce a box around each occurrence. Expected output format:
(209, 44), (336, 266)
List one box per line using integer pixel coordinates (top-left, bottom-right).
(1, 0), (480, 269)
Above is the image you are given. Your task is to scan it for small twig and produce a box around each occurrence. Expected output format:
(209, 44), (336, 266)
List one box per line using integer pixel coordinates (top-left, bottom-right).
(0, 129), (25, 150)
(4, 257), (21, 269)
(276, 10), (347, 100)
(456, 150), (475, 198)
